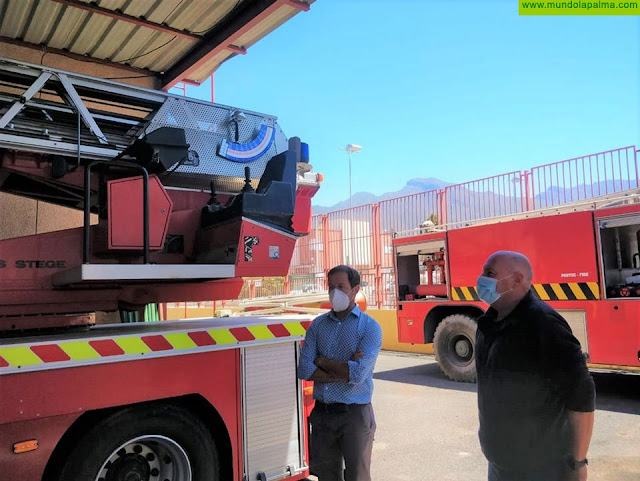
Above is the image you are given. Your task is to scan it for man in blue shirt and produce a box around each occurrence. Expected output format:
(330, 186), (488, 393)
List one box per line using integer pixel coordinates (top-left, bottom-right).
(298, 265), (383, 481)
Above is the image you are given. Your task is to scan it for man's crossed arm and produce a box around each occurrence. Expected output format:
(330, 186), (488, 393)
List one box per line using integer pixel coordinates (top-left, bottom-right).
(309, 350), (364, 383)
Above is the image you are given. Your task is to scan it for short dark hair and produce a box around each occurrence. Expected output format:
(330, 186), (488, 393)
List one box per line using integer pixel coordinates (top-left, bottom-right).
(327, 265), (360, 288)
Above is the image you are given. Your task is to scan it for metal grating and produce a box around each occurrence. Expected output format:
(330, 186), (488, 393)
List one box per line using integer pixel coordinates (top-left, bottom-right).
(145, 96), (285, 191)
(243, 342), (304, 480)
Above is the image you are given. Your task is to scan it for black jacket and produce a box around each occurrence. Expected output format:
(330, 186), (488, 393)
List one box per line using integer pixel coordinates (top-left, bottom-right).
(476, 290), (595, 470)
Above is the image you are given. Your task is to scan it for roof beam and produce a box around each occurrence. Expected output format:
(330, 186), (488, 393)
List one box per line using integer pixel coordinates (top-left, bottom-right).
(226, 45), (247, 55)
(0, 36), (155, 76)
(160, 0), (310, 90)
(49, 0), (202, 41)
(283, 0), (311, 12)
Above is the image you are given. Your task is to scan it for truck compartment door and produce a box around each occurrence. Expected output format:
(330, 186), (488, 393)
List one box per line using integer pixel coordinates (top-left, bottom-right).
(242, 342), (306, 480)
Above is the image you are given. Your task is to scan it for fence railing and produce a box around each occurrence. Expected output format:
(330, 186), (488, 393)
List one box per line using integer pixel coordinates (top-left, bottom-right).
(189, 145), (639, 311)
(529, 146), (638, 209)
(444, 170), (526, 228)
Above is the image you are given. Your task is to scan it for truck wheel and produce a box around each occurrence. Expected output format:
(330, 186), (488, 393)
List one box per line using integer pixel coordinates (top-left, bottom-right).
(53, 404), (218, 481)
(434, 314), (477, 383)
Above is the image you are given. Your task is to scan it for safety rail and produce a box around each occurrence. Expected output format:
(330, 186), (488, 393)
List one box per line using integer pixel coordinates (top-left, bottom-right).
(444, 170), (526, 228)
(379, 190), (443, 233)
(529, 146), (638, 210)
(394, 187), (640, 239)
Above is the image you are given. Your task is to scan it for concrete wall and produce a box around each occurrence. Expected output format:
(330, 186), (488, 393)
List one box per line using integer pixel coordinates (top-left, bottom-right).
(0, 193), (94, 240)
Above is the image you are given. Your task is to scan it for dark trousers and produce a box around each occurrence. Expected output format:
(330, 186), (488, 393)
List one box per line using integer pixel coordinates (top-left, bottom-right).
(309, 402), (376, 481)
(488, 461), (570, 481)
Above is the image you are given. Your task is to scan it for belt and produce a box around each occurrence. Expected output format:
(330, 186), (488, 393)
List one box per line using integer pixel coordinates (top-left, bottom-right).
(314, 400), (367, 414)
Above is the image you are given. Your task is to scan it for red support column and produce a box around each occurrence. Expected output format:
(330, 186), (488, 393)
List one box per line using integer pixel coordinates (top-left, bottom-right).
(322, 214), (330, 290)
(284, 272), (291, 295)
(525, 170), (533, 211)
(372, 204), (383, 309)
(439, 189), (447, 225)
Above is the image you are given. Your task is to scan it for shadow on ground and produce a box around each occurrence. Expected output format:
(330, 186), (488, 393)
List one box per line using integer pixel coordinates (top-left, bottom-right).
(592, 372), (640, 415)
(373, 359), (477, 393)
(373, 355), (640, 411)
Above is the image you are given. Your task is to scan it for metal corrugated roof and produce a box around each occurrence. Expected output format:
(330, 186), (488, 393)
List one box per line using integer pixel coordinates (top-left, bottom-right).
(0, 0), (314, 88)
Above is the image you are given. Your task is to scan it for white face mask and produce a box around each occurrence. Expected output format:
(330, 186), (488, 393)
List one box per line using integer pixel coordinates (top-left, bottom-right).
(329, 288), (351, 312)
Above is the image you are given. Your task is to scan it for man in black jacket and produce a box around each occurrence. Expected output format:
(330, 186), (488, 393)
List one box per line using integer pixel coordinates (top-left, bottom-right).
(475, 251), (595, 481)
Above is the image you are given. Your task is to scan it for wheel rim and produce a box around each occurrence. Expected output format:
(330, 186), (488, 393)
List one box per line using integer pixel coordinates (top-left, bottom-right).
(448, 333), (474, 366)
(95, 435), (192, 481)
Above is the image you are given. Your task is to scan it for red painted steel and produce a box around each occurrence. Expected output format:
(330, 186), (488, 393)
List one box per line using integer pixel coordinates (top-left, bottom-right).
(0, 413), (82, 481)
(292, 185), (319, 235)
(0, 349), (241, 480)
(447, 211), (598, 288)
(108, 175), (173, 250)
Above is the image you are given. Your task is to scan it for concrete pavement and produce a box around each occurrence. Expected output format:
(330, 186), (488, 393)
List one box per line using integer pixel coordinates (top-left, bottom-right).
(307, 351), (640, 481)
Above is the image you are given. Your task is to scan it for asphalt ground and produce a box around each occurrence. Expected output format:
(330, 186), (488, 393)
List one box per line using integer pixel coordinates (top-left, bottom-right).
(306, 351), (640, 481)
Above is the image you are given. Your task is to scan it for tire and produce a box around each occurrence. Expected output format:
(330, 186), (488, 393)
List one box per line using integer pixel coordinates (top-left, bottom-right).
(53, 403), (219, 481)
(434, 314), (477, 383)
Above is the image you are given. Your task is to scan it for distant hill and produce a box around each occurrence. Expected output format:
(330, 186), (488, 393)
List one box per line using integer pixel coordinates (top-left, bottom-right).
(313, 177), (451, 214)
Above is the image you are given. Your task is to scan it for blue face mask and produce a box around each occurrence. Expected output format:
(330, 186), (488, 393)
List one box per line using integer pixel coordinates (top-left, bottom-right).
(476, 275), (512, 305)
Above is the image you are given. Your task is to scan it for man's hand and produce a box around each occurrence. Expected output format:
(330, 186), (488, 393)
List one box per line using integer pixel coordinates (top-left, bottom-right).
(314, 355), (329, 368)
(351, 349), (364, 361)
(309, 366), (340, 383)
(313, 355), (349, 381)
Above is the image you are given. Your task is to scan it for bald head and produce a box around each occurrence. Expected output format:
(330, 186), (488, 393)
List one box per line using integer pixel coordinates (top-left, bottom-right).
(486, 251), (533, 283)
(481, 251), (533, 313)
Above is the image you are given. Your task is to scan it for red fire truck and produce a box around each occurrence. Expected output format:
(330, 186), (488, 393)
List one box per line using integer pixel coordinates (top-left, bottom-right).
(0, 49), (320, 481)
(394, 146), (640, 382)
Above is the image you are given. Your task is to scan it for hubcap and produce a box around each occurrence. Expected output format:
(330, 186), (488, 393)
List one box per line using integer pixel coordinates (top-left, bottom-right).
(95, 435), (191, 481)
(448, 334), (474, 365)
(455, 339), (471, 358)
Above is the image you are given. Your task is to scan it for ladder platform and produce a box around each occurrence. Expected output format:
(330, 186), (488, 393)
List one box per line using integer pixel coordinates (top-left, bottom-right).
(53, 264), (235, 286)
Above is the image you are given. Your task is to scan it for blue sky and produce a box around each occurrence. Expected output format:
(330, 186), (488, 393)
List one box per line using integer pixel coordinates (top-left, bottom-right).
(177, 0), (639, 207)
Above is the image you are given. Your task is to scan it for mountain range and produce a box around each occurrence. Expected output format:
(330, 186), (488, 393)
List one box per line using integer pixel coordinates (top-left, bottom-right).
(312, 177), (451, 214)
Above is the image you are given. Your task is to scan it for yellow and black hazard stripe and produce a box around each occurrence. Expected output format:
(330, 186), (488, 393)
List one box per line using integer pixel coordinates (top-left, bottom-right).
(452, 282), (600, 301)
(451, 286), (481, 301)
(531, 282), (599, 301)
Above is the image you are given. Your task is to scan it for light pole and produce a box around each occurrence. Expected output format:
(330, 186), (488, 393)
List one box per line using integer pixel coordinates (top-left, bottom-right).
(339, 144), (362, 209)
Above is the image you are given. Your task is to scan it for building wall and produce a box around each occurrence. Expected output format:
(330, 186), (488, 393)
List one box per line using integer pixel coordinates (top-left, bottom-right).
(0, 193), (91, 240)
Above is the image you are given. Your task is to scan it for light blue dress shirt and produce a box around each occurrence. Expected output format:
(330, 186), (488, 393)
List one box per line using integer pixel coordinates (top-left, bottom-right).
(297, 305), (382, 404)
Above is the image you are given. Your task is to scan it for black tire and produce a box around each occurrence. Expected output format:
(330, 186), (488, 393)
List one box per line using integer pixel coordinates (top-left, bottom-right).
(53, 403), (219, 481)
(434, 314), (477, 383)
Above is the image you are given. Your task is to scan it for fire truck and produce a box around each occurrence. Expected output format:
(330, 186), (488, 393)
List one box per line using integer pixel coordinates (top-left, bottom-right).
(0, 5), (320, 478)
(393, 146), (640, 382)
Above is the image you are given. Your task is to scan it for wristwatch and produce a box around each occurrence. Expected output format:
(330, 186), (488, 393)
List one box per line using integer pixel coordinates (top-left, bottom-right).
(567, 456), (588, 470)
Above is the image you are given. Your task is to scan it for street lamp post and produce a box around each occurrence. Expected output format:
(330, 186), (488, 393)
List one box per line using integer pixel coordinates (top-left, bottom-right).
(339, 144), (362, 209)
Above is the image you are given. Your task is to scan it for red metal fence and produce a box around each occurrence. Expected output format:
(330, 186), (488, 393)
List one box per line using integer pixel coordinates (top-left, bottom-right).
(234, 145), (639, 309)
(529, 146), (638, 209)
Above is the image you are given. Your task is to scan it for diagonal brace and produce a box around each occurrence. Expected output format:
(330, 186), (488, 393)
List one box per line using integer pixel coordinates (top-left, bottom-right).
(0, 72), (53, 129)
(56, 73), (109, 145)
